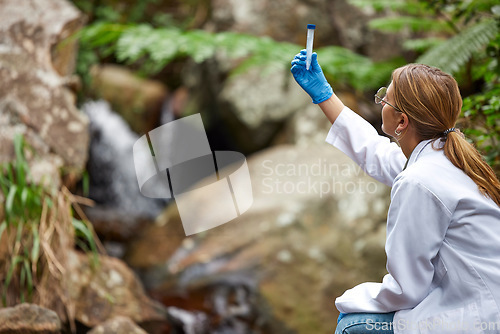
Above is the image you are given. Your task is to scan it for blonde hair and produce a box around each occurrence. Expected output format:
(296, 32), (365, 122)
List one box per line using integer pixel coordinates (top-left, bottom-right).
(391, 63), (500, 206)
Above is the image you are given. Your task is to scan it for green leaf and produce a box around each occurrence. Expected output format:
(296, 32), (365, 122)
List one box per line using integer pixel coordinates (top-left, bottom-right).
(72, 218), (99, 256)
(13, 135), (26, 188)
(79, 22), (127, 48)
(5, 185), (17, 217)
(22, 259), (33, 300)
(403, 37), (443, 52)
(15, 219), (24, 244)
(20, 187), (28, 206)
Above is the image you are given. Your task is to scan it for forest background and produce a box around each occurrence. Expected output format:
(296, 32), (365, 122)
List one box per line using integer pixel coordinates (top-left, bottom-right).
(0, 0), (499, 333)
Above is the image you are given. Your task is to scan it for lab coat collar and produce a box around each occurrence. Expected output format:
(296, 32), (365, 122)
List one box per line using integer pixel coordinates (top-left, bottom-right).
(405, 139), (441, 169)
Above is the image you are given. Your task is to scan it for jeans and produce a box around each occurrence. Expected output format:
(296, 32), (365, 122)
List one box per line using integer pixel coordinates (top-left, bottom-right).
(335, 312), (395, 334)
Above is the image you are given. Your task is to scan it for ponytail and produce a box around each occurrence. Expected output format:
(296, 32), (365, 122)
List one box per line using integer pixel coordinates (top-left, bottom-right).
(444, 132), (500, 206)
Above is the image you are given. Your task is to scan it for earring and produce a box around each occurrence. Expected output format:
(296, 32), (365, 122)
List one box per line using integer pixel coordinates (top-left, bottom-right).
(395, 129), (401, 136)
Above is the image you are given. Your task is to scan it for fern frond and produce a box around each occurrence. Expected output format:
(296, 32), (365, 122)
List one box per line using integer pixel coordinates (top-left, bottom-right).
(215, 32), (262, 59)
(78, 22), (395, 91)
(403, 37), (443, 52)
(348, 0), (429, 15)
(180, 30), (217, 62)
(417, 19), (499, 74)
(79, 22), (128, 48)
(347, 0), (407, 11)
(115, 24), (155, 63)
(369, 16), (452, 33)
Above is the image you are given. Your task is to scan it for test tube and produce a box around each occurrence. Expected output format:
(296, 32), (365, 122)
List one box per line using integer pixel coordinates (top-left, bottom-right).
(306, 24), (316, 70)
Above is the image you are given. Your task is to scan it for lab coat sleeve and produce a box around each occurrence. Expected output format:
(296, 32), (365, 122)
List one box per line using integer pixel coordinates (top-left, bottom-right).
(325, 106), (406, 187)
(335, 176), (452, 313)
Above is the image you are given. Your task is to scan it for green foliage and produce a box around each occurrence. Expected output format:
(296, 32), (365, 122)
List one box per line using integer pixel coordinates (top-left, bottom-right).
(76, 22), (399, 92)
(345, 1), (500, 177)
(318, 46), (404, 91)
(462, 85), (500, 172)
(72, 218), (99, 266)
(71, 0), (161, 24)
(417, 19), (499, 75)
(369, 16), (451, 33)
(78, 23), (299, 74)
(348, 0), (412, 12)
(0, 134), (100, 305)
(402, 37), (443, 52)
(460, 31), (500, 174)
(350, 0), (500, 174)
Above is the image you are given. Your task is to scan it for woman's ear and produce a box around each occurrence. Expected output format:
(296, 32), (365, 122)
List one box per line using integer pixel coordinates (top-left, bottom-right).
(396, 112), (410, 134)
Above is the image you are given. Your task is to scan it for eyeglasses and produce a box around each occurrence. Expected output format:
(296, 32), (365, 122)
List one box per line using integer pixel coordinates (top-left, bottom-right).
(375, 87), (403, 113)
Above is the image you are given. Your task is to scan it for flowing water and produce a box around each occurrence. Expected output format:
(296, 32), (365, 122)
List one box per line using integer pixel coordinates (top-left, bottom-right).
(82, 100), (168, 255)
(82, 100), (284, 333)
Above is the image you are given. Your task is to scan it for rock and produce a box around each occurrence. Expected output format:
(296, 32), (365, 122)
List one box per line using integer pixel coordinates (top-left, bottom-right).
(283, 103), (335, 148)
(283, 91), (382, 148)
(0, 303), (61, 333)
(205, 0), (338, 47)
(88, 316), (147, 334)
(329, 0), (408, 62)
(66, 250), (167, 328)
(124, 204), (186, 271)
(137, 143), (391, 333)
(219, 66), (309, 130)
(0, 0), (89, 179)
(89, 65), (168, 135)
(0, 205), (167, 331)
(181, 59), (311, 153)
(205, 0), (406, 60)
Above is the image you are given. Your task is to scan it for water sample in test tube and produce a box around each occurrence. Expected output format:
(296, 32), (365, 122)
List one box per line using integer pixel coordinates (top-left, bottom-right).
(306, 24), (316, 70)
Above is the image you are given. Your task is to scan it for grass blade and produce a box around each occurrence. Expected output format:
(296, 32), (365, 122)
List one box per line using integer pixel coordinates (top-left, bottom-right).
(22, 259), (33, 301)
(5, 185), (17, 218)
(31, 227), (40, 266)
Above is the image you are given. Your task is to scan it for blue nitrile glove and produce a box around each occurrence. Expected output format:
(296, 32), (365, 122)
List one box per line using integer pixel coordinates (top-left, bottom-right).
(337, 312), (347, 324)
(291, 49), (333, 104)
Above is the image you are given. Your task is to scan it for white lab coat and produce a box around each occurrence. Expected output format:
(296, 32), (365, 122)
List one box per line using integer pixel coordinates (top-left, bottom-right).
(325, 106), (500, 334)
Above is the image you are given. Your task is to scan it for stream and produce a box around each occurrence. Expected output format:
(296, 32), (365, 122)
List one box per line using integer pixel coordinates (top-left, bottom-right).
(82, 100), (278, 334)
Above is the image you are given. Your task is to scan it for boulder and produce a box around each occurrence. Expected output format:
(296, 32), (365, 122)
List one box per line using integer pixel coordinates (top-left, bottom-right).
(329, 0), (408, 61)
(135, 143), (391, 333)
(66, 250), (167, 328)
(0, 0), (89, 183)
(124, 204), (186, 270)
(0, 303), (61, 334)
(205, 0), (338, 47)
(181, 59), (311, 153)
(282, 91), (382, 148)
(205, 0), (406, 59)
(88, 316), (147, 334)
(89, 65), (168, 135)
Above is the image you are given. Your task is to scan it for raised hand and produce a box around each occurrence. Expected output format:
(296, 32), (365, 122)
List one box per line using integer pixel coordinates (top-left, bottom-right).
(291, 49), (333, 104)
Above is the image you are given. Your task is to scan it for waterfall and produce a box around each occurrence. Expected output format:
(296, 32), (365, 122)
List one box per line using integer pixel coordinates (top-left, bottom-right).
(82, 100), (168, 242)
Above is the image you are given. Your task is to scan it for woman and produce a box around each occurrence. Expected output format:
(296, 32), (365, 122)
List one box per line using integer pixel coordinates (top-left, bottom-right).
(291, 49), (500, 334)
